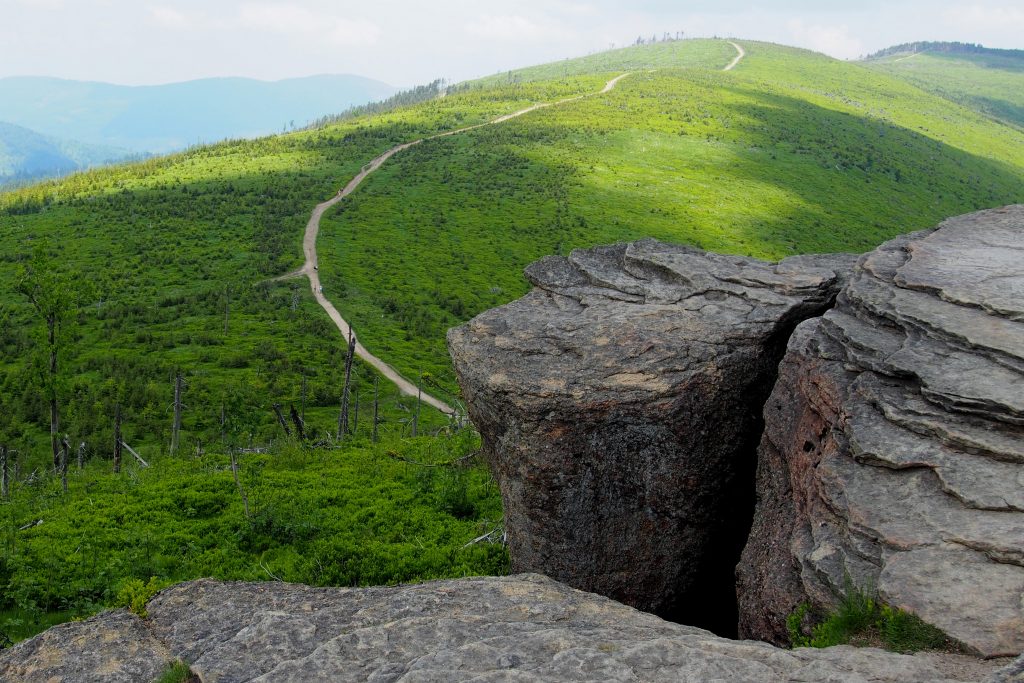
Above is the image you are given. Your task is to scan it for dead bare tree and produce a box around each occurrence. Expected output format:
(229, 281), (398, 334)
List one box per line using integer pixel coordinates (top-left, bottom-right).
(60, 435), (70, 493)
(113, 403), (123, 474)
(272, 403), (291, 438)
(289, 404), (306, 442)
(1, 446), (9, 500)
(372, 376), (380, 443)
(337, 329), (356, 440)
(170, 371), (184, 456)
(77, 441), (85, 470)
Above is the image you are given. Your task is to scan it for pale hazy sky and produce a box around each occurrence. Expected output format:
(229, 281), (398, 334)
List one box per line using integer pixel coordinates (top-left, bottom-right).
(3, 0), (1023, 86)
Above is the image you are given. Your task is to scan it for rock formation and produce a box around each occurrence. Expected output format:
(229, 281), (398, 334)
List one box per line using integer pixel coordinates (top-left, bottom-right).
(447, 239), (856, 632)
(0, 574), (1007, 682)
(737, 205), (1024, 657)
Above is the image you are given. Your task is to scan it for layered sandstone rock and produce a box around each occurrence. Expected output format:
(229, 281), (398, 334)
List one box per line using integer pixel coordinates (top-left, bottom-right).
(737, 206), (1024, 658)
(0, 574), (1004, 682)
(447, 239), (855, 631)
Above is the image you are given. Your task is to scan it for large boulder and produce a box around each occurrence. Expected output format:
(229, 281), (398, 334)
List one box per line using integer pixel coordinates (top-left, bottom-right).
(447, 239), (855, 632)
(737, 206), (1024, 657)
(0, 574), (1004, 682)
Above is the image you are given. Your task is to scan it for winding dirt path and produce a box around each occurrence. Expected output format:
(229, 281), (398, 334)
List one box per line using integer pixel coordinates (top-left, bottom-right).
(724, 41), (746, 71)
(296, 72), (632, 416)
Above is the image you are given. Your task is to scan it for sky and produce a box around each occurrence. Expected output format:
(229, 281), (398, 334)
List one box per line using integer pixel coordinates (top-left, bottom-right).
(2, 0), (1023, 86)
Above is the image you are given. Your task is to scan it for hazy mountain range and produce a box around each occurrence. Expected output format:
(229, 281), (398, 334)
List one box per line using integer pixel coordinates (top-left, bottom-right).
(0, 74), (396, 185)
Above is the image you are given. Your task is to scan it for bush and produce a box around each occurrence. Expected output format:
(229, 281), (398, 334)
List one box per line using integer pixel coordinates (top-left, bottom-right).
(115, 577), (171, 618)
(788, 586), (958, 653)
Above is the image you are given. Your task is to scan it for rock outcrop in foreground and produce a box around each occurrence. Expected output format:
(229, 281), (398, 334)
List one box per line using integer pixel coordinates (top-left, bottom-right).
(0, 574), (1008, 682)
(448, 239), (855, 631)
(449, 206), (1023, 659)
(737, 206), (1024, 657)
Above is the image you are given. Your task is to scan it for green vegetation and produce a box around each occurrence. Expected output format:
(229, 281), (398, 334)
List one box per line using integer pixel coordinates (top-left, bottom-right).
(318, 40), (1024, 388)
(788, 587), (957, 653)
(1, 37), (1023, 645)
(0, 431), (505, 640)
(471, 38), (737, 85)
(865, 48), (1024, 129)
(155, 661), (197, 683)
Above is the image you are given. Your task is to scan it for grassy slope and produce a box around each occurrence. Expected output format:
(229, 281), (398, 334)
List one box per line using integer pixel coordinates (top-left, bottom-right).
(0, 77), (610, 639)
(3, 37), (1024, 641)
(864, 50), (1024, 129)
(317, 39), (1024, 390)
(0, 76), (612, 469)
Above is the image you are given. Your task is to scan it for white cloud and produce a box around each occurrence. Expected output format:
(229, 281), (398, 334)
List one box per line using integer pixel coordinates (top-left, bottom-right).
(787, 19), (866, 59)
(465, 14), (574, 42)
(240, 3), (319, 32)
(941, 3), (1024, 30)
(13, 0), (64, 8)
(327, 18), (381, 46)
(149, 5), (191, 30)
(239, 3), (381, 46)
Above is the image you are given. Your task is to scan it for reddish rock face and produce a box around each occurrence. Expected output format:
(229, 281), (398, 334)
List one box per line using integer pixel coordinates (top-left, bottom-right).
(737, 206), (1024, 658)
(448, 239), (854, 634)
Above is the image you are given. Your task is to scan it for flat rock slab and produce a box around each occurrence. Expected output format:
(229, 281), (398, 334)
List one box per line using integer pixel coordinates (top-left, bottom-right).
(737, 206), (1024, 657)
(448, 238), (855, 630)
(0, 574), (1006, 682)
(0, 609), (171, 682)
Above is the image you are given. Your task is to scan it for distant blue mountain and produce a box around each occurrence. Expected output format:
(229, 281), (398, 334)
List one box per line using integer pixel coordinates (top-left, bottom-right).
(0, 74), (398, 155)
(0, 120), (134, 186)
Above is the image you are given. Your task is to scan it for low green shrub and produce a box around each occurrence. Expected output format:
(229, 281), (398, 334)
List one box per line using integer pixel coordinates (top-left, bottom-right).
(115, 577), (172, 618)
(155, 660), (197, 683)
(788, 586), (957, 653)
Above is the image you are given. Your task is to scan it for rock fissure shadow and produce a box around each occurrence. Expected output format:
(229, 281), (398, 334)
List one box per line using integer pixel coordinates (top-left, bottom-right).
(658, 301), (842, 639)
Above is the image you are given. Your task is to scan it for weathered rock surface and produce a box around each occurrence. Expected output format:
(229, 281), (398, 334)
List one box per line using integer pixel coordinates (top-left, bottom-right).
(0, 574), (1004, 682)
(448, 238), (855, 631)
(0, 609), (171, 682)
(737, 206), (1024, 658)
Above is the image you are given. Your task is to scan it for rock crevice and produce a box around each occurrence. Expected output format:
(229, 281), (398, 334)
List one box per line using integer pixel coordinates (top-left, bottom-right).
(450, 206), (1023, 659)
(448, 238), (856, 635)
(737, 206), (1024, 658)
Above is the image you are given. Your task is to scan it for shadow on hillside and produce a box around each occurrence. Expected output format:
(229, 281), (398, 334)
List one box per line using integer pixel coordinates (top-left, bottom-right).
(562, 83), (1024, 258)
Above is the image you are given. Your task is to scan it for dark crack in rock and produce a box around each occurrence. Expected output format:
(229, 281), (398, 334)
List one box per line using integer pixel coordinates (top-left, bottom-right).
(737, 205), (1024, 658)
(448, 238), (856, 632)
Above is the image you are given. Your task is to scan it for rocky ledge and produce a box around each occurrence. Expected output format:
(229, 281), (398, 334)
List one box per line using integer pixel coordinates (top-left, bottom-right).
(737, 206), (1024, 657)
(449, 206), (1023, 659)
(0, 574), (1010, 682)
(448, 239), (855, 631)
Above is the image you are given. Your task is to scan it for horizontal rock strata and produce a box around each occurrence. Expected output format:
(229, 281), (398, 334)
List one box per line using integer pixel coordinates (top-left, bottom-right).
(737, 206), (1024, 657)
(0, 574), (1005, 682)
(448, 239), (856, 631)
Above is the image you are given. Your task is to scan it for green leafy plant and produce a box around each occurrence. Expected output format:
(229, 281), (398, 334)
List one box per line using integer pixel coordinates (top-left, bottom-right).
(788, 587), (957, 652)
(115, 577), (171, 618)
(155, 661), (197, 683)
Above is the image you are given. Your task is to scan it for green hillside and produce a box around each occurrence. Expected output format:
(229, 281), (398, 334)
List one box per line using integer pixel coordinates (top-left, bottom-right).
(864, 43), (1024, 129)
(2, 37), (1024, 642)
(317, 39), (1024, 390)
